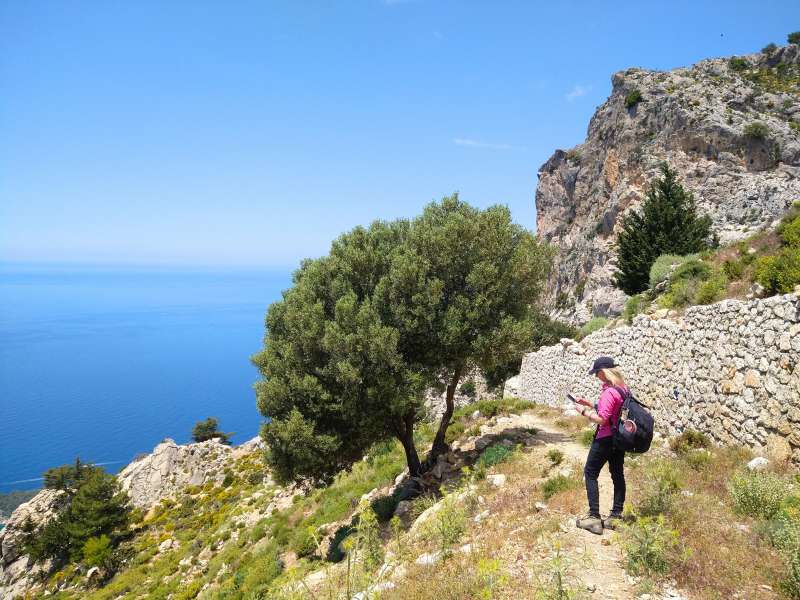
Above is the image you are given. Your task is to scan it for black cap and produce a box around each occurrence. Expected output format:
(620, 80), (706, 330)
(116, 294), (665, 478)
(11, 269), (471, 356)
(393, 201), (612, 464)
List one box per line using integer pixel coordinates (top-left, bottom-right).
(588, 356), (618, 375)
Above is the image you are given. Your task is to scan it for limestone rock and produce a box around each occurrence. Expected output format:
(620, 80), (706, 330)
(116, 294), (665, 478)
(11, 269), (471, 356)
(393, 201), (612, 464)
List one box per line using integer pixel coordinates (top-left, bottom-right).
(117, 437), (235, 509)
(0, 488), (69, 599)
(538, 45), (800, 325)
(746, 456), (769, 471)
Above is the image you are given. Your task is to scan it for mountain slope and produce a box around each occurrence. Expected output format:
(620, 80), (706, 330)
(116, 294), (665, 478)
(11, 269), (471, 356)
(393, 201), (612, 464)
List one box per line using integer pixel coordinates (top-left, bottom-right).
(537, 43), (800, 324)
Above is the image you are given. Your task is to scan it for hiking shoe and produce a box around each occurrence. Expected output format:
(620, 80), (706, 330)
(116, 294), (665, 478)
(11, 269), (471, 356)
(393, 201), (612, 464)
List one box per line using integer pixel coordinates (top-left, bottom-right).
(576, 514), (603, 535)
(602, 513), (623, 530)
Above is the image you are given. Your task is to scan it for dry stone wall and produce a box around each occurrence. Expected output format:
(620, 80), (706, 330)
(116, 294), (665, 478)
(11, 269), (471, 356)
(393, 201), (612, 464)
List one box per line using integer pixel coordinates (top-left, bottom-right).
(504, 293), (800, 464)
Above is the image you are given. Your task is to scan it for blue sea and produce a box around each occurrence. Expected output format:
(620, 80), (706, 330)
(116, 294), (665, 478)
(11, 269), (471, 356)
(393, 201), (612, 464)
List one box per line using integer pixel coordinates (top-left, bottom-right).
(0, 264), (292, 492)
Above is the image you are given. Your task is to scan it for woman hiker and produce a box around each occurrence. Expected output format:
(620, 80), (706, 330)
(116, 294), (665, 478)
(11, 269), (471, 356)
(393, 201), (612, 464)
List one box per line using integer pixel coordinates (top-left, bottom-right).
(574, 356), (628, 535)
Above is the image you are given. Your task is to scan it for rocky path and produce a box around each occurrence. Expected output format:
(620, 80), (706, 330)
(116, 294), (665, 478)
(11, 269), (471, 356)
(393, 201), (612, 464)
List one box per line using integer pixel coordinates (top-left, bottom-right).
(524, 413), (641, 600)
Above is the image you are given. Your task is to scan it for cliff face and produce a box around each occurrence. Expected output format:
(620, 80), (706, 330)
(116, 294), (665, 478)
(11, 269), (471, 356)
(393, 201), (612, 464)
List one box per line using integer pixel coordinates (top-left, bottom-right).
(538, 43), (800, 324)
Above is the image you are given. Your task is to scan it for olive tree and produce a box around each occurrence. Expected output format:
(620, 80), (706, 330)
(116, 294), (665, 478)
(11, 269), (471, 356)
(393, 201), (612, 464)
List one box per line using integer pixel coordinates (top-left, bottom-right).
(252, 194), (551, 483)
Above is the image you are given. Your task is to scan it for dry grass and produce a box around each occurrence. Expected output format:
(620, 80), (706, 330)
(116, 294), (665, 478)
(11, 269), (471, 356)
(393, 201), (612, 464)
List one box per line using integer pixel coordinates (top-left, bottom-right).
(625, 445), (786, 599)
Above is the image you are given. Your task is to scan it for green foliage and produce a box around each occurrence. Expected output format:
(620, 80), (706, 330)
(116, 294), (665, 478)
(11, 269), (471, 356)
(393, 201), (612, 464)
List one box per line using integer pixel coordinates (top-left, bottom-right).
(789, 31), (800, 44)
(781, 215), (800, 248)
(459, 379), (477, 398)
(191, 417), (232, 444)
(454, 397), (537, 421)
(577, 428), (595, 448)
(729, 471), (795, 520)
(684, 449), (712, 471)
(578, 317), (609, 339)
(755, 249), (800, 294)
(43, 457), (103, 492)
(444, 419), (466, 444)
(477, 444), (513, 468)
(729, 56), (749, 71)
(623, 295), (646, 323)
(621, 515), (683, 577)
(671, 259), (711, 283)
(669, 429), (710, 455)
(637, 459), (683, 516)
(482, 312), (578, 389)
(695, 273), (727, 305)
(722, 258), (744, 280)
(624, 89), (642, 108)
(744, 121), (770, 140)
(252, 194), (552, 482)
(82, 534), (113, 569)
(762, 42), (778, 54)
(546, 448), (564, 465)
(370, 493), (399, 523)
(542, 475), (580, 500)
(614, 164), (712, 295)
(648, 254), (695, 289)
(26, 469), (130, 562)
(763, 495), (800, 554)
(354, 503), (384, 570)
(420, 493), (468, 553)
(783, 549), (800, 599)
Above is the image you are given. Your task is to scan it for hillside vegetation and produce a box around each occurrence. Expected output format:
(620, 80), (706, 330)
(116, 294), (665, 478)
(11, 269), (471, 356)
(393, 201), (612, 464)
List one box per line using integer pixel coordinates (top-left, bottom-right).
(29, 400), (800, 600)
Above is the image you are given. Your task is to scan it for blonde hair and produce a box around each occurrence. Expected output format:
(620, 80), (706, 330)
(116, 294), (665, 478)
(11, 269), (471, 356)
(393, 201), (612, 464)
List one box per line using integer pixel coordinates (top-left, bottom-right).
(600, 367), (626, 387)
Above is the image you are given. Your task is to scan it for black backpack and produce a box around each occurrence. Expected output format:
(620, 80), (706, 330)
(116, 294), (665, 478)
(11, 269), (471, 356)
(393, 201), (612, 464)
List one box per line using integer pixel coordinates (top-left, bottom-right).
(610, 386), (654, 453)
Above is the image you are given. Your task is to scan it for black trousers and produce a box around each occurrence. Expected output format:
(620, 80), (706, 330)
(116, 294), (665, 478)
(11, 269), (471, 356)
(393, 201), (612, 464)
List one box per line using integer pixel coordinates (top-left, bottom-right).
(583, 434), (626, 517)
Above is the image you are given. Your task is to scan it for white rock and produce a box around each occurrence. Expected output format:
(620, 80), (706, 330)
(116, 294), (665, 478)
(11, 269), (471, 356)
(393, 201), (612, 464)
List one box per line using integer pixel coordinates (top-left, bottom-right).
(487, 474), (506, 488)
(415, 551), (441, 566)
(746, 456), (769, 471)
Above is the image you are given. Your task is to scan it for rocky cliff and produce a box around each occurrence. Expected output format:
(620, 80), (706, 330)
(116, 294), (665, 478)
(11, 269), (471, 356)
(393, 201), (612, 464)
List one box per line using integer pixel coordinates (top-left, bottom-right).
(538, 43), (800, 324)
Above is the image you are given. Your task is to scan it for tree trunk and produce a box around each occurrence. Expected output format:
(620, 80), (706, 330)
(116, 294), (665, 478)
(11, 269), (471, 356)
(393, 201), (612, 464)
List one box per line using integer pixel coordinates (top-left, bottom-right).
(395, 413), (422, 477)
(426, 364), (463, 467)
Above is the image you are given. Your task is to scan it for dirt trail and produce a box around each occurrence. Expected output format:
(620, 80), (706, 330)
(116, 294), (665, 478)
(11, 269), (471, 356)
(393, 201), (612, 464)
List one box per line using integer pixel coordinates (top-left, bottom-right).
(525, 413), (642, 600)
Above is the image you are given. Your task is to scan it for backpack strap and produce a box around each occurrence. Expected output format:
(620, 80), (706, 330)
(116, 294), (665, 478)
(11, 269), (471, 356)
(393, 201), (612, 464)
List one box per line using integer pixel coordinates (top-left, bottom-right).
(612, 385), (651, 410)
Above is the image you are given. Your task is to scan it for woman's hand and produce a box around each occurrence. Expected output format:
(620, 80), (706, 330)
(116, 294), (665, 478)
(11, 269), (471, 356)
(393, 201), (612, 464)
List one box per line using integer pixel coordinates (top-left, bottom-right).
(576, 397), (593, 408)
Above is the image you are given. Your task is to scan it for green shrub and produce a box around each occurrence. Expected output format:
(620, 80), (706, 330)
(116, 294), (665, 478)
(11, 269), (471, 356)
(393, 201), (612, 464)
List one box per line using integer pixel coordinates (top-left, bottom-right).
(763, 495), (800, 553)
(192, 417), (232, 444)
(445, 419), (467, 444)
(542, 474), (580, 500)
(729, 56), (749, 71)
(671, 259), (711, 283)
(762, 42), (778, 54)
(744, 121), (770, 139)
(624, 89), (642, 108)
(695, 274), (727, 304)
(722, 258), (745, 280)
(755, 249), (800, 294)
(789, 31), (800, 44)
(578, 317), (609, 339)
(546, 448), (564, 466)
(670, 429), (711, 455)
(729, 471), (795, 520)
(621, 515), (683, 577)
(421, 493), (468, 553)
(82, 534), (113, 569)
(459, 379), (477, 398)
(370, 494), (399, 523)
(638, 459), (683, 516)
(684, 449), (712, 471)
(649, 254), (695, 288)
(577, 428), (595, 448)
(478, 444), (514, 468)
(781, 215), (800, 248)
(624, 295), (646, 323)
(782, 550), (800, 599)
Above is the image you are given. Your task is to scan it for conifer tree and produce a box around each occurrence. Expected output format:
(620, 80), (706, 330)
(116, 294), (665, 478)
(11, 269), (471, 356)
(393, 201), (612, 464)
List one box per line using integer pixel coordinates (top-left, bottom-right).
(614, 164), (713, 295)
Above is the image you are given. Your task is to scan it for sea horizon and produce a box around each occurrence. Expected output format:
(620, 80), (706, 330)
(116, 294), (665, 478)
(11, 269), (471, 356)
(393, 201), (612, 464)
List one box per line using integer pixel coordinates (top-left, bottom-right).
(0, 262), (293, 492)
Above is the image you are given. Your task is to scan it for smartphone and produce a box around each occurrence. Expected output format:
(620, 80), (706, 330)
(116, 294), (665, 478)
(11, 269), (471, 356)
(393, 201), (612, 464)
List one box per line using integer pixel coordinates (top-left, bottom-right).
(566, 393), (578, 403)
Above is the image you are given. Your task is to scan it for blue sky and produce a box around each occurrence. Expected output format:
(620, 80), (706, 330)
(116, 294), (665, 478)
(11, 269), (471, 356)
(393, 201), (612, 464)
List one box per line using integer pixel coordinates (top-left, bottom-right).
(1, 1), (795, 268)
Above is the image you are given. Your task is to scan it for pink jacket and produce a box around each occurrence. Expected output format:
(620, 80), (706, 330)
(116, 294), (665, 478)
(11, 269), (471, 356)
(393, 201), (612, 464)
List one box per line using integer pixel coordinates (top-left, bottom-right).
(595, 383), (627, 439)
